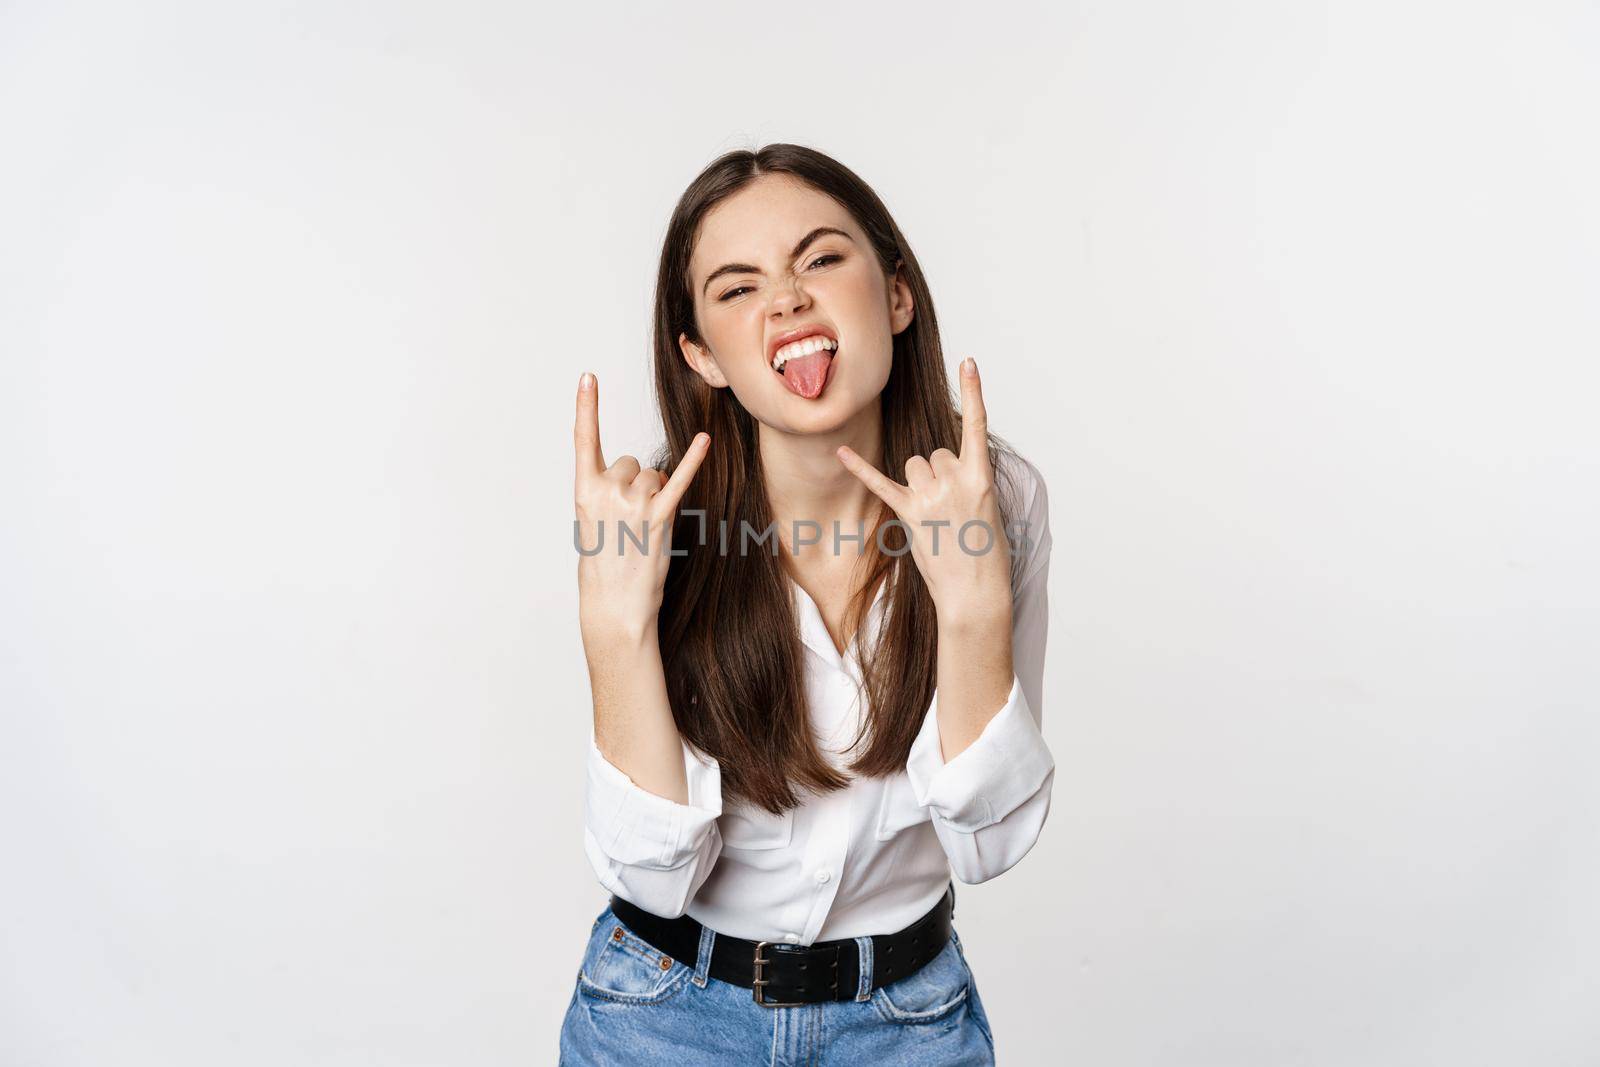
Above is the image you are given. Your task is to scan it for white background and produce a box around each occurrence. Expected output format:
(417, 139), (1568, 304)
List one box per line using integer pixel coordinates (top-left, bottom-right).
(3, 1), (1597, 1063)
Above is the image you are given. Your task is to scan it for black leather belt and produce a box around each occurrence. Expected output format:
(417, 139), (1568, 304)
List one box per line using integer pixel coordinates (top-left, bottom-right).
(608, 882), (956, 1007)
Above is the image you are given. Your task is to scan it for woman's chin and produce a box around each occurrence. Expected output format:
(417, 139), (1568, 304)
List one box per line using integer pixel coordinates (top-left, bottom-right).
(776, 391), (877, 437)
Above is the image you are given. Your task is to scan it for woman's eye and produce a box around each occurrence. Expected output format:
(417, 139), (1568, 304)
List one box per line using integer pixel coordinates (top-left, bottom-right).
(717, 256), (839, 301)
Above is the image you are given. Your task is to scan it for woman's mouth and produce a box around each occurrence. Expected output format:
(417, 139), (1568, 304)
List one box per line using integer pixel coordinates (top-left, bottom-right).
(772, 335), (838, 400)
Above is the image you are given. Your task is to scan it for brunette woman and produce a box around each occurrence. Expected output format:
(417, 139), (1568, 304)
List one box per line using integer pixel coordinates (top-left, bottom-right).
(561, 144), (1054, 1064)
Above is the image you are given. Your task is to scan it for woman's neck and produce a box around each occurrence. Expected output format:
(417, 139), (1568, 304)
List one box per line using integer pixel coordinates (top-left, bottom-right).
(759, 407), (884, 564)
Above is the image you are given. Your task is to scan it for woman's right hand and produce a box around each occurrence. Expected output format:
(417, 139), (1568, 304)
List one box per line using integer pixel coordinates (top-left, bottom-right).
(573, 372), (710, 644)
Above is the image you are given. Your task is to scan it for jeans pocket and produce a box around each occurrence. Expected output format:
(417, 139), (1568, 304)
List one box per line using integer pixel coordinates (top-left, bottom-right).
(576, 907), (692, 1005)
(870, 935), (971, 1024)
(950, 930), (996, 1050)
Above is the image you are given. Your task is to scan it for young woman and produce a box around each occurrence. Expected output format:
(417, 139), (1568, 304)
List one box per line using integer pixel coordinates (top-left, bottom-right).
(561, 144), (1055, 1064)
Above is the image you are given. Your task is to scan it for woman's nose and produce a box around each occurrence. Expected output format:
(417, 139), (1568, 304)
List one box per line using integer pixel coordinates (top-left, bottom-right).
(768, 276), (809, 316)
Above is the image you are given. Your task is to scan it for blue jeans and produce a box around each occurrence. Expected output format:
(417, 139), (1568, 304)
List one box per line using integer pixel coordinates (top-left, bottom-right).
(558, 901), (997, 1065)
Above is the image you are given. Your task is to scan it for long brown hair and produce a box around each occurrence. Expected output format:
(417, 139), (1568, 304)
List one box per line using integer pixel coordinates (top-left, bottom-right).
(647, 144), (1025, 814)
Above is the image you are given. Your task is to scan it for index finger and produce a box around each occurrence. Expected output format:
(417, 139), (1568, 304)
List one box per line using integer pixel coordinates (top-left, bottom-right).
(958, 357), (990, 464)
(835, 445), (910, 512)
(574, 372), (606, 484)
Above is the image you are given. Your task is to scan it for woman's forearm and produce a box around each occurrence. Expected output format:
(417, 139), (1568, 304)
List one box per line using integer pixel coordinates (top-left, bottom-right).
(933, 607), (1015, 763)
(584, 618), (691, 806)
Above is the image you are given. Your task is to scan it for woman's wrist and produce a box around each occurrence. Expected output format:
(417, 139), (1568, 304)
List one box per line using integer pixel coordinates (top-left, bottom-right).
(580, 609), (659, 657)
(931, 590), (1012, 636)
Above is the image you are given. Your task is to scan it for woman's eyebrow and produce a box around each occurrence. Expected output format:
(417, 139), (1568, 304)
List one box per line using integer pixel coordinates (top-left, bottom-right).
(700, 226), (855, 297)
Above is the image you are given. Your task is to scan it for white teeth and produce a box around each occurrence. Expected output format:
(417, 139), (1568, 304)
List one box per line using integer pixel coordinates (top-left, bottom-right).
(771, 335), (838, 371)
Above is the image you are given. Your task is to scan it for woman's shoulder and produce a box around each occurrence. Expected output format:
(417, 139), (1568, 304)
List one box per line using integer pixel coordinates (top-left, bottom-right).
(991, 447), (1052, 590)
(993, 448), (1046, 509)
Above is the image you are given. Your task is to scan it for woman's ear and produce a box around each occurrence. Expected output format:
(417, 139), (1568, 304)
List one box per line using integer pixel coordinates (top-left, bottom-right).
(679, 332), (729, 388)
(889, 263), (915, 336)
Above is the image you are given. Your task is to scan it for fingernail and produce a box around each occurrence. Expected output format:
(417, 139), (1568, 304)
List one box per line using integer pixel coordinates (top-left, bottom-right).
(962, 357), (976, 375)
(579, 372), (594, 389)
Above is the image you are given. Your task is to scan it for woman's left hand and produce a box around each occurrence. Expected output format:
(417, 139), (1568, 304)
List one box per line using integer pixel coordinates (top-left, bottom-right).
(836, 356), (1013, 627)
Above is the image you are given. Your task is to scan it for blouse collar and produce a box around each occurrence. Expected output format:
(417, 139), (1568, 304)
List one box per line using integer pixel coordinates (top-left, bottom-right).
(788, 563), (894, 677)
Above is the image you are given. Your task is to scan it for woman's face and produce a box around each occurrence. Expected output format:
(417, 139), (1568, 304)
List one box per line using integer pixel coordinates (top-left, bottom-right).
(680, 174), (914, 436)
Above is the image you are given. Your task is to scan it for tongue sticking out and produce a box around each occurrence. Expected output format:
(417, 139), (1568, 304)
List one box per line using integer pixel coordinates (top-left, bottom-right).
(781, 350), (833, 399)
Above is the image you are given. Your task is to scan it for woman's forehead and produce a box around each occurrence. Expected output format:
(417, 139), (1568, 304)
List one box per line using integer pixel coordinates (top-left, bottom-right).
(692, 176), (858, 269)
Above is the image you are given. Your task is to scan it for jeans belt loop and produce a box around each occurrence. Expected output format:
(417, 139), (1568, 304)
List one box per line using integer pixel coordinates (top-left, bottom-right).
(853, 935), (874, 1002)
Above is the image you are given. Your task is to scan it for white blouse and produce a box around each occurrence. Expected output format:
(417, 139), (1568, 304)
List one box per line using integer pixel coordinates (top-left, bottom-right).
(582, 452), (1054, 946)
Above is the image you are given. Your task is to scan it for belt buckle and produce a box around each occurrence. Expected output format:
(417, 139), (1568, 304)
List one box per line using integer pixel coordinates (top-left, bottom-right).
(751, 942), (806, 1008)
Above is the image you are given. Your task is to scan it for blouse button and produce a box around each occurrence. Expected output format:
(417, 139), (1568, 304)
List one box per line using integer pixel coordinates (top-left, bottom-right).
(814, 869), (831, 884)
(783, 933), (800, 944)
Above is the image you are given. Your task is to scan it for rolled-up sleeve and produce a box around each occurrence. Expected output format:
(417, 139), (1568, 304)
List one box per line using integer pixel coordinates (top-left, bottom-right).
(904, 457), (1054, 883)
(582, 733), (724, 917)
